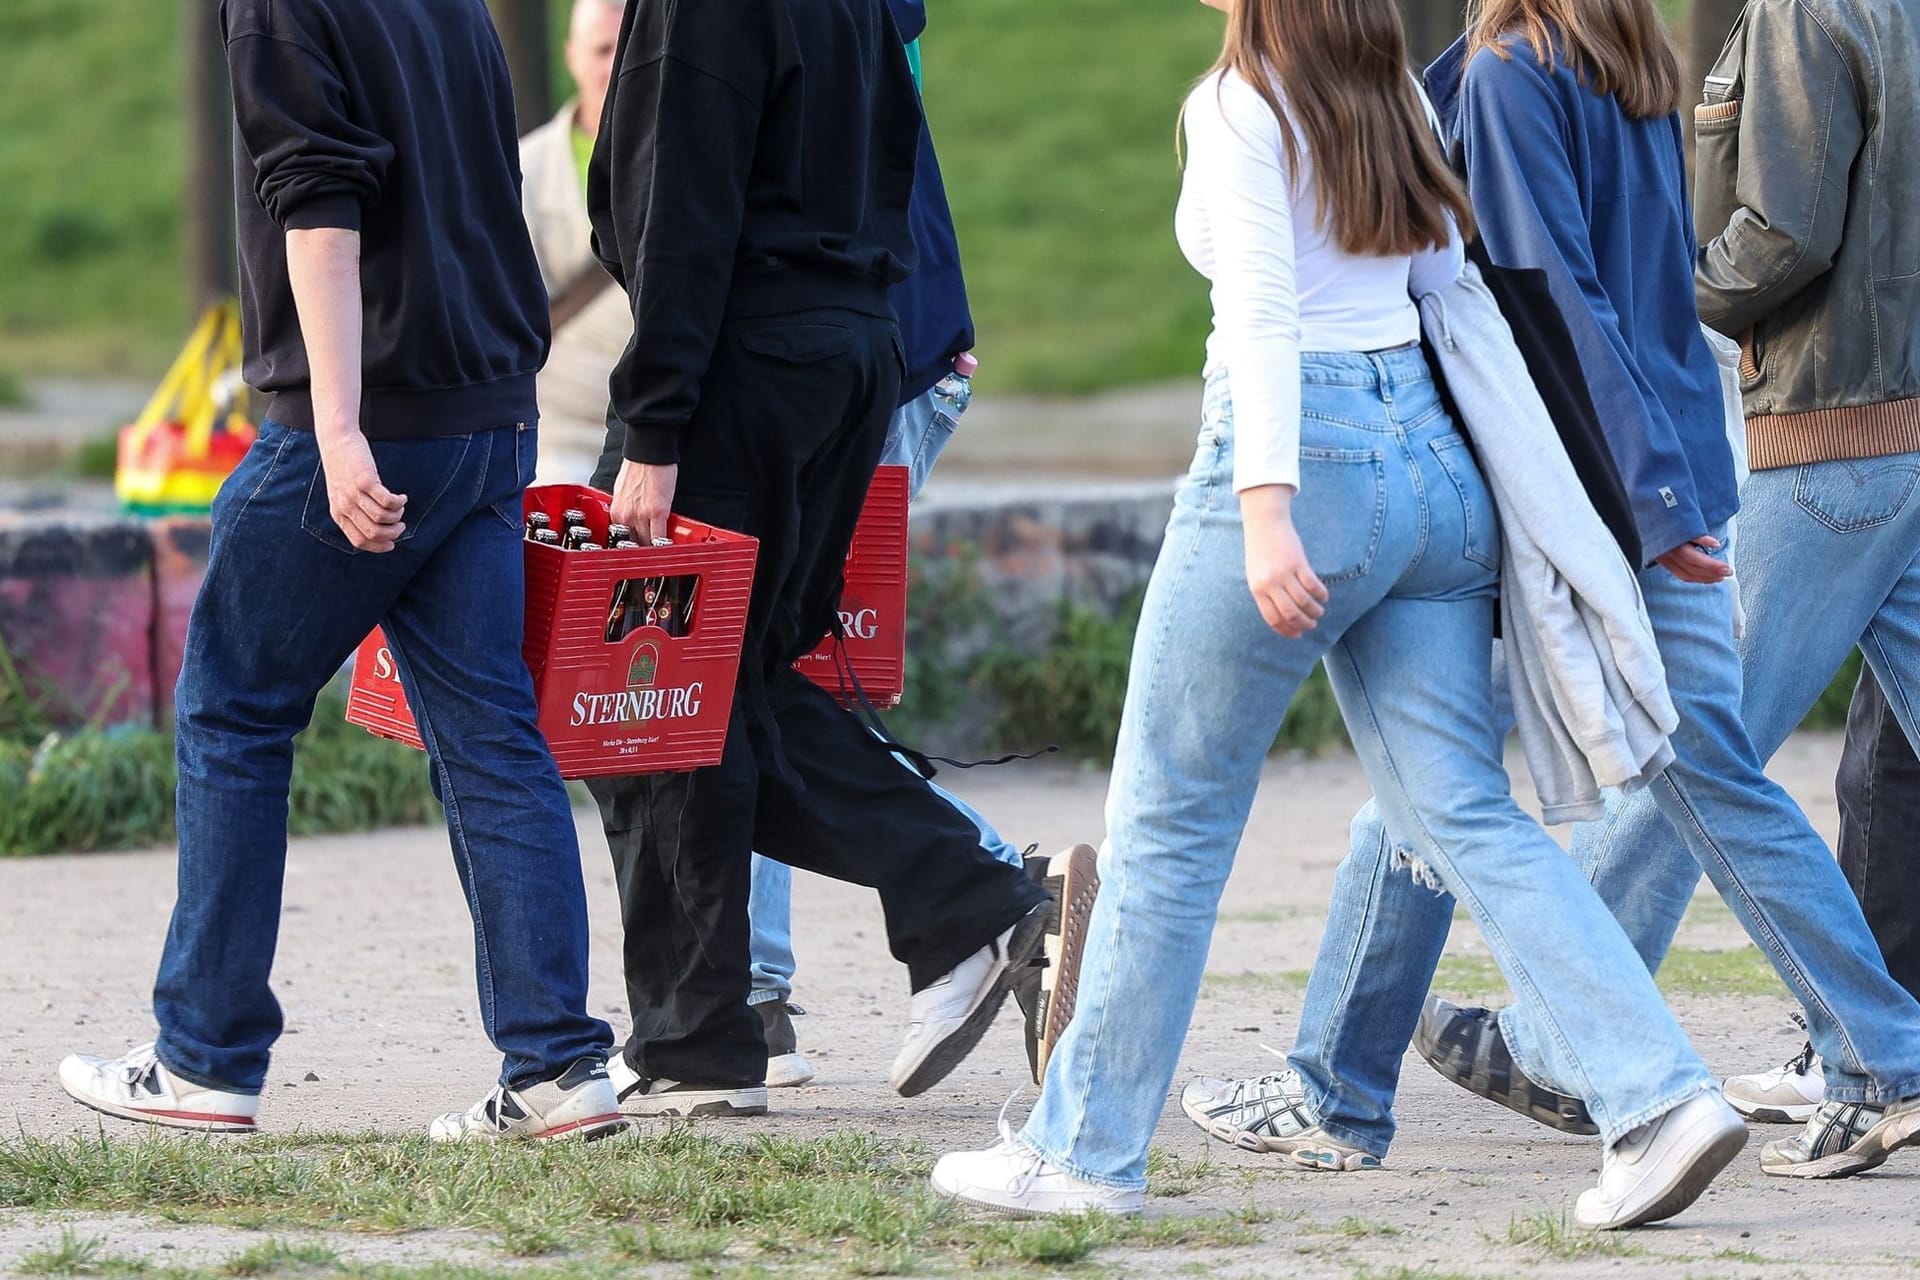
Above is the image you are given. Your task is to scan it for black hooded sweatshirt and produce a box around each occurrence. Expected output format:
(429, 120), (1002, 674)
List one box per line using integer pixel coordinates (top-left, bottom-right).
(221, 0), (549, 437)
(587, 0), (922, 467)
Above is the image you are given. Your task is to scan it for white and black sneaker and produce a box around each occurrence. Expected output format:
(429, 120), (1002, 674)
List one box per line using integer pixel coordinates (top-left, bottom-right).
(607, 1051), (768, 1117)
(1725, 1016), (1824, 1124)
(428, 1058), (627, 1143)
(1759, 1097), (1920, 1178)
(1415, 996), (1599, 1135)
(59, 1043), (259, 1133)
(891, 902), (1050, 1097)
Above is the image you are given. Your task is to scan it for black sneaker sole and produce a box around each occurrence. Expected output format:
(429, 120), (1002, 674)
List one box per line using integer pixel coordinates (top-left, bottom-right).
(1415, 997), (1600, 1137)
(897, 903), (1051, 1098)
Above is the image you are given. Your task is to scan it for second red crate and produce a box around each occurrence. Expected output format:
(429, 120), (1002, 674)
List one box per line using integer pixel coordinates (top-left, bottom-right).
(795, 465), (909, 707)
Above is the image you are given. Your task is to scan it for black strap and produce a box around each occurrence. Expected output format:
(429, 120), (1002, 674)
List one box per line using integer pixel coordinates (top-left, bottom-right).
(820, 616), (1057, 780)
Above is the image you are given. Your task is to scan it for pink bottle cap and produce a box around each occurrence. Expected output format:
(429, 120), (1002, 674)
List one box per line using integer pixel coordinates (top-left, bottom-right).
(954, 351), (979, 377)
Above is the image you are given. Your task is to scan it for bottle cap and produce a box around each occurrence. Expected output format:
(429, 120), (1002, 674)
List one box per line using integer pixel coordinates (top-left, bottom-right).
(954, 351), (979, 377)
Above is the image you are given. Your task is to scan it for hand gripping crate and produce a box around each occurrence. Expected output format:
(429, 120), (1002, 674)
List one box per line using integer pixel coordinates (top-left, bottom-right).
(794, 465), (909, 707)
(345, 484), (758, 777)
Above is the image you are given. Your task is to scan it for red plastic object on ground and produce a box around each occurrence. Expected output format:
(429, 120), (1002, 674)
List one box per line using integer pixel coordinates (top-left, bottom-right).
(795, 465), (909, 708)
(345, 484), (758, 778)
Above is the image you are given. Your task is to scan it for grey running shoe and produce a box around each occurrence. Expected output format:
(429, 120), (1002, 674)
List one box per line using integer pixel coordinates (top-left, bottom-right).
(1414, 996), (1599, 1136)
(1181, 1065), (1381, 1169)
(1759, 1097), (1920, 1178)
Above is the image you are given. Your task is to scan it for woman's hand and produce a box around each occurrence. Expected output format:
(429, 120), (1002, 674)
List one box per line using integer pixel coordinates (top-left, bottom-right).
(1240, 484), (1328, 638)
(1655, 535), (1732, 584)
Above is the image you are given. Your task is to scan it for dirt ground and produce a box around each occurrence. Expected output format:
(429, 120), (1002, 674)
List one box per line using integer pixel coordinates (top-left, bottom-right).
(3, 729), (1916, 1277)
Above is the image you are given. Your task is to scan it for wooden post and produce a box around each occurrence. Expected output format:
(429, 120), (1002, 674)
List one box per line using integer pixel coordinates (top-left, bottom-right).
(183, 0), (237, 309)
(489, 0), (553, 136)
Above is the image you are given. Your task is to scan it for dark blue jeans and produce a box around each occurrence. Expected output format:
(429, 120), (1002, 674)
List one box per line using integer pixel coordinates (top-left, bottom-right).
(153, 420), (612, 1094)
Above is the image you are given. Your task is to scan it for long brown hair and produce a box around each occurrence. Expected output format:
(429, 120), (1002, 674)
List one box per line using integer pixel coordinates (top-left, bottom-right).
(1198, 0), (1473, 257)
(1467, 0), (1680, 119)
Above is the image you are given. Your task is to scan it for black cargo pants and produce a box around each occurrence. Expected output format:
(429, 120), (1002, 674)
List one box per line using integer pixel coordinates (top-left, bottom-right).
(587, 307), (1046, 1087)
(1834, 665), (1920, 1000)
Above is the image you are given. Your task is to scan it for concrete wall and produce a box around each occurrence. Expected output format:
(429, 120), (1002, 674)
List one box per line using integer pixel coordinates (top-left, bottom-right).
(0, 482), (1179, 732)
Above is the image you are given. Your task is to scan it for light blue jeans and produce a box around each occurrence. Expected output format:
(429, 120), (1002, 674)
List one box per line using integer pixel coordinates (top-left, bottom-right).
(1020, 351), (1714, 1190)
(748, 384), (1021, 1005)
(1291, 452), (1920, 1157)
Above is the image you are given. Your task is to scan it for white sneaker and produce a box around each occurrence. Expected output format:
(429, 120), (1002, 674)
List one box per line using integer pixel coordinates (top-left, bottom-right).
(607, 1052), (768, 1117)
(1574, 1093), (1747, 1230)
(1726, 1034), (1824, 1124)
(59, 1043), (259, 1133)
(428, 1058), (626, 1143)
(758, 1000), (816, 1089)
(932, 1103), (1143, 1218)
(891, 903), (1048, 1097)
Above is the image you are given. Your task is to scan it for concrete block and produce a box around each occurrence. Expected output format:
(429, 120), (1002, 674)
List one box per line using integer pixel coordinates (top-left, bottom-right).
(150, 518), (213, 722)
(0, 515), (156, 729)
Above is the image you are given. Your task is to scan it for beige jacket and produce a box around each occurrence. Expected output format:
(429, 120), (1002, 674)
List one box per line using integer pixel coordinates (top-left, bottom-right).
(520, 102), (632, 478)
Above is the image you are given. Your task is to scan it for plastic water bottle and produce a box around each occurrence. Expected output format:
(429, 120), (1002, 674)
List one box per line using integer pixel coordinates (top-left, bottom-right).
(931, 351), (978, 418)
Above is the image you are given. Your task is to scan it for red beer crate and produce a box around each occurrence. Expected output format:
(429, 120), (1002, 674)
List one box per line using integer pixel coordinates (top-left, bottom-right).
(345, 484), (758, 777)
(795, 465), (909, 707)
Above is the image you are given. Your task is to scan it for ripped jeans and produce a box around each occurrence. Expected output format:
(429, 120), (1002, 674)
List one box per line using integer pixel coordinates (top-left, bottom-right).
(1017, 351), (1713, 1190)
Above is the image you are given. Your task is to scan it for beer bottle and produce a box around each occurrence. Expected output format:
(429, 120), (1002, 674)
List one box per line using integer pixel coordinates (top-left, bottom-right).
(532, 529), (562, 547)
(607, 524), (634, 546)
(673, 577), (699, 637)
(525, 512), (552, 540)
(577, 542), (605, 552)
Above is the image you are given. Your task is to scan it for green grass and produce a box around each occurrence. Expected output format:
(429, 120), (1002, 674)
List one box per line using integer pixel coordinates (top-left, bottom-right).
(0, 366), (28, 407)
(0, 1129), (1259, 1274)
(0, 0), (1221, 392)
(1426, 945), (1788, 1005)
(0, 689), (438, 856)
(1503, 1210), (1644, 1260)
(0, 0), (186, 377)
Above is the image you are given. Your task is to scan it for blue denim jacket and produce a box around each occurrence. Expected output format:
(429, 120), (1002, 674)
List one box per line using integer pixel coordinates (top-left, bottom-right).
(1426, 37), (1737, 562)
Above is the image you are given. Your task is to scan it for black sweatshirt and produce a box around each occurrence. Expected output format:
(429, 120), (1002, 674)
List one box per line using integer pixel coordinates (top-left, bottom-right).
(587, 0), (922, 466)
(221, 0), (549, 437)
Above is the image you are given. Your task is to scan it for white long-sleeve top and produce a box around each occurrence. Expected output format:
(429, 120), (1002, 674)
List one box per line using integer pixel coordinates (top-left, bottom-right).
(1175, 69), (1464, 493)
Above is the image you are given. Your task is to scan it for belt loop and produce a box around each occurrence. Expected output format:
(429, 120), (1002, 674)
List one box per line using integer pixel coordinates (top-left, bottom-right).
(1369, 352), (1394, 408)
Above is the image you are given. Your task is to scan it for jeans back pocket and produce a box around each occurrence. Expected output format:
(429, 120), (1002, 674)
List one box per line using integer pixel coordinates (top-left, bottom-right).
(1293, 445), (1387, 584)
(1429, 434), (1502, 570)
(1794, 457), (1920, 534)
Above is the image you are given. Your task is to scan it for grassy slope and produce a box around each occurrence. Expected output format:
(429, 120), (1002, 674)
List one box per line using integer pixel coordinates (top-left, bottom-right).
(0, 0), (184, 377)
(921, 0), (1221, 393)
(0, 0), (1221, 392)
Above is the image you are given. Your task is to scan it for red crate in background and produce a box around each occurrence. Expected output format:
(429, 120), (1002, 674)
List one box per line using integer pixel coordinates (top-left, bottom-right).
(345, 484), (758, 777)
(795, 465), (909, 708)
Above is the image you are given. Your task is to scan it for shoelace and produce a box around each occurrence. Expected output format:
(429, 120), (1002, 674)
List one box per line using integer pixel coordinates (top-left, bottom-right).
(994, 1088), (1048, 1196)
(1784, 1013), (1815, 1077)
(116, 1043), (162, 1088)
(1237, 1044), (1298, 1096)
(464, 1086), (511, 1132)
